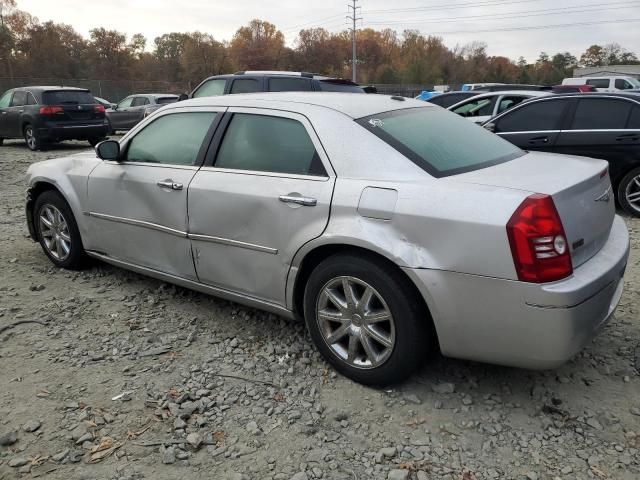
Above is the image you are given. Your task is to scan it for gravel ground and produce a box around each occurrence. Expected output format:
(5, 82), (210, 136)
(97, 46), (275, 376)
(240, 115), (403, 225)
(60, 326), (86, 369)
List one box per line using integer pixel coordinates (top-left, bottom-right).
(1, 138), (639, 480)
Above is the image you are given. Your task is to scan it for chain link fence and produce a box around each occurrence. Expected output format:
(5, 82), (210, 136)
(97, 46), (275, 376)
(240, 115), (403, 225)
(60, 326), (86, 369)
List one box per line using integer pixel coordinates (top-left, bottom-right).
(0, 77), (190, 102)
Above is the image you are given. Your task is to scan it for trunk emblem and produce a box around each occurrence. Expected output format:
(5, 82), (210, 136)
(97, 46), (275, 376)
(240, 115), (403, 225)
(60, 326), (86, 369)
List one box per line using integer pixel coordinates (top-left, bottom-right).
(595, 186), (612, 203)
(77, 106), (82, 110)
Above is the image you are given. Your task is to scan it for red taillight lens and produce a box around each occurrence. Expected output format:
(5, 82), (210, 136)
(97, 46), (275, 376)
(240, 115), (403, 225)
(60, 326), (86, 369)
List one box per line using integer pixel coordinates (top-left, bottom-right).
(506, 194), (573, 283)
(94, 104), (105, 113)
(39, 106), (63, 115)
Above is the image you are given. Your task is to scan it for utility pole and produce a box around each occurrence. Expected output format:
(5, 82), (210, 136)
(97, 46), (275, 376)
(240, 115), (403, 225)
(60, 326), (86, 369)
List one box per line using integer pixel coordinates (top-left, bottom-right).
(347, 0), (361, 82)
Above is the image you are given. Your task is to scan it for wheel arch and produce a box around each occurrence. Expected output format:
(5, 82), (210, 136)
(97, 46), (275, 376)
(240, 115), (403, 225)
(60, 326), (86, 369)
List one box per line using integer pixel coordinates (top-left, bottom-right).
(27, 180), (81, 241)
(289, 242), (440, 349)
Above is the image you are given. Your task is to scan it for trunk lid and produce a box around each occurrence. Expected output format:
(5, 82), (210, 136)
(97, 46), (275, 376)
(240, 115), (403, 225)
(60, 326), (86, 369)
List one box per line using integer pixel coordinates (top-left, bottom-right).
(449, 151), (615, 268)
(42, 90), (104, 122)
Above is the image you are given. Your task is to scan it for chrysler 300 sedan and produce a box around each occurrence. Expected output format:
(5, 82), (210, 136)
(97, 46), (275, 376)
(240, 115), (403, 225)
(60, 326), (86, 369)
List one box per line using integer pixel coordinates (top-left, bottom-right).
(25, 93), (629, 385)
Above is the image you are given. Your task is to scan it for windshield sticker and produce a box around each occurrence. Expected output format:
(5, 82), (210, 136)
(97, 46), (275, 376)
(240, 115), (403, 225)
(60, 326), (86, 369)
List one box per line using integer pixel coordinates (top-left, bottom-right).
(368, 118), (384, 128)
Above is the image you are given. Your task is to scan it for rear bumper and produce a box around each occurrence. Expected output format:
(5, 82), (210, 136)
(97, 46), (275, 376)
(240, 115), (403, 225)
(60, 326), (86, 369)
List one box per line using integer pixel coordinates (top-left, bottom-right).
(405, 215), (630, 369)
(38, 122), (108, 141)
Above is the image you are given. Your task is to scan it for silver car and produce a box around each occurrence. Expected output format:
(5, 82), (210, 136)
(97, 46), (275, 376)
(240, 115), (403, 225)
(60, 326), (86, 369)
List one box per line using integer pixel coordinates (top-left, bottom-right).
(25, 93), (629, 385)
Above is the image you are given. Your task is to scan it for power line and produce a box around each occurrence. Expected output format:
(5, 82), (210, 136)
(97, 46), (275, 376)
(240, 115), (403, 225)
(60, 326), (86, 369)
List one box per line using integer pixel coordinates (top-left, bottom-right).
(366, 0), (546, 15)
(364, 1), (640, 26)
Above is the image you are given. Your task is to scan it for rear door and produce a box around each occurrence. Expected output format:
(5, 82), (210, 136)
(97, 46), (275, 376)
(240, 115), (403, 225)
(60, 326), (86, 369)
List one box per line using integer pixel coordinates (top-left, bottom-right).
(188, 109), (335, 306)
(555, 97), (639, 182)
(493, 97), (571, 151)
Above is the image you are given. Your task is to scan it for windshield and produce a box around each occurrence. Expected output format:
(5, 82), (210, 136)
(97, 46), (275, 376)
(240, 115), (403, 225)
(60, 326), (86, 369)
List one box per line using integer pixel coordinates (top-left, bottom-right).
(43, 90), (94, 104)
(357, 107), (524, 177)
(629, 78), (640, 88)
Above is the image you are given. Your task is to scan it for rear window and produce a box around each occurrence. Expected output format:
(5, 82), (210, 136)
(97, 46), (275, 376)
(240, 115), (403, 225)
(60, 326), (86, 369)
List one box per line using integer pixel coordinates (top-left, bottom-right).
(358, 107), (523, 178)
(43, 90), (94, 105)
(157, 97), (178, 104)
(318, 80), (364, 93)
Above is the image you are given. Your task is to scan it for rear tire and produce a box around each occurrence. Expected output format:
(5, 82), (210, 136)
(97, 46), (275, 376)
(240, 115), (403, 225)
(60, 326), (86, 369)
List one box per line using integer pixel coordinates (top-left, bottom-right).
(303, 253), (431, 386)
(24, 124), (42, 151)
(34, 190), (89, 269)
(617, 167), (640, 217)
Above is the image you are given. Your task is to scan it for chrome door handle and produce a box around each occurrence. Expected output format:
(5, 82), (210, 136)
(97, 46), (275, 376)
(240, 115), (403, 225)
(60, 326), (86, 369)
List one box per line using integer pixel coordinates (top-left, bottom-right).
(279, 195), (317, 206)
(157, 180), (183, 190)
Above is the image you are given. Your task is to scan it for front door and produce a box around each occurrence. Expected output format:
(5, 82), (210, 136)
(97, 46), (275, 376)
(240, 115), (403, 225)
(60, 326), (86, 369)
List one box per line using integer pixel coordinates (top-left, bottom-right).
(109, 96), (136, 129)
(188, 109), (335, 305)
(0, 90), (15, 137)
(86, 109), (220, 278)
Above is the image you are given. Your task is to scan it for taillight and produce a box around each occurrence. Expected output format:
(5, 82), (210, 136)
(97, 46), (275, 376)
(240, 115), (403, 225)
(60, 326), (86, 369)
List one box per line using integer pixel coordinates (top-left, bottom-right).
(39, 106), (63, 115)
(506, 194), (572, 283)
(94, 104), (105, 113)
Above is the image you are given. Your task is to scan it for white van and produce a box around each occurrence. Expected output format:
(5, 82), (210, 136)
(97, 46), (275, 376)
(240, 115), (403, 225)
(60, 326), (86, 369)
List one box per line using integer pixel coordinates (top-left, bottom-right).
(562, 76), (640, 92)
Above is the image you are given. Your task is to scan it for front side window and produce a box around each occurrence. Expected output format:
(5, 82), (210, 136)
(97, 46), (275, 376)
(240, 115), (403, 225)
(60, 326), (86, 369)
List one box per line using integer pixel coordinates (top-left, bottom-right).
(215, 113), (325, 176)
(131, 97), (149, 107)
(452, 97), (496, 118)
(230, 79), (261, 94)
(0, 90), (12, 108)
(193, 79), (227, 98)
(615, 79), (633, 90)
(118, 97), (134, 109)
(358, 107), (523, 178)
(125, 112), (216, 166)
(26, 93), (38, 105)
(586, 78), (610, 89)
(268, 77), (313, 92)
(495, 99), (567, 132)
(10, 91), (27, 107)
(497, 95), (527, 114)
(571, 99), (631, 130)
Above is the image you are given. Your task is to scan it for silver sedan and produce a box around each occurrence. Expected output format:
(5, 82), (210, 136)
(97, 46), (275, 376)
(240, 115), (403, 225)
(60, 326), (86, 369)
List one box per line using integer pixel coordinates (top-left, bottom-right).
(25, 93), (630, 385)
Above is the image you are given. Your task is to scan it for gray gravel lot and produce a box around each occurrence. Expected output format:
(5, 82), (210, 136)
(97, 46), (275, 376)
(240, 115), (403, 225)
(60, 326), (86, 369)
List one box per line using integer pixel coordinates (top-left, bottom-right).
(0, 138), (639, 480)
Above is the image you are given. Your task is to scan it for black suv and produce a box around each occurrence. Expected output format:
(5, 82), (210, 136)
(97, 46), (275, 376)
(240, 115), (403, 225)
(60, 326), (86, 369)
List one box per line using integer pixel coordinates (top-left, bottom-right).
(190, 71), (365, 98)
(0, 86), (108, 151)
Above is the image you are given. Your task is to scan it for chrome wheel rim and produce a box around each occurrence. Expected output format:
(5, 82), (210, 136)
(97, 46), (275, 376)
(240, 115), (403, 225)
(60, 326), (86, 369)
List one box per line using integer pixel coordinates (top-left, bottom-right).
(25, 127), (36, 150)
(316, 276), (395, 369)
(625, 175), (640, 214)
(38, 204), (71, 261)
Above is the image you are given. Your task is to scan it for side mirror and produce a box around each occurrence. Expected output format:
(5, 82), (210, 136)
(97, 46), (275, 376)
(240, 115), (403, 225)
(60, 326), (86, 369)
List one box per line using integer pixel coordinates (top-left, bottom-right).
(483, 122), (496, 133)
(111, 104), (118, 111)
(177, 93), (188, 101)
(96, 140), (120, 161)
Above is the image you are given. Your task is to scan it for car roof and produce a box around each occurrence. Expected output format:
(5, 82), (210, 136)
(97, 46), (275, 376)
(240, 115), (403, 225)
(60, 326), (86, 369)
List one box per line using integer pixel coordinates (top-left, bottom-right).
(16, 86), (90, 92)
(463, 90), (553, 98)
(166, 92), (430, 119)
(546, 92), (640, 101)
(131, 93), (178, 98)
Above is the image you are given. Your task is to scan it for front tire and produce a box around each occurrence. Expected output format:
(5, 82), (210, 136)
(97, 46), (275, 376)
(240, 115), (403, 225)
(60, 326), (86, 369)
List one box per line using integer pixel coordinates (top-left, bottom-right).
(617, 167), (640, 217)
(303, 253), (431, 385)
(34, 190), (89, 269)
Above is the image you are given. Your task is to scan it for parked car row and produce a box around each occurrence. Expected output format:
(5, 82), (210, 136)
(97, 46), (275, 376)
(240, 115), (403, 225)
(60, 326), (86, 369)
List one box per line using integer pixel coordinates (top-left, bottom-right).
(24, 92), (630, 385)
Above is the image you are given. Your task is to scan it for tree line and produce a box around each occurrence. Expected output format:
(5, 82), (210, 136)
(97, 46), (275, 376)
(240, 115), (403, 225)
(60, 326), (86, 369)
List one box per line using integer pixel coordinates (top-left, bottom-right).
(0, 0), (638, 91)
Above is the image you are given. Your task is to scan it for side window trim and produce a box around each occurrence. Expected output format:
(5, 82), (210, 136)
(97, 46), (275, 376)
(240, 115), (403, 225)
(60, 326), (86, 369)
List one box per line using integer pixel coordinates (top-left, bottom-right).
(202, 108), (334, 179)
(118, 109), (226, 168)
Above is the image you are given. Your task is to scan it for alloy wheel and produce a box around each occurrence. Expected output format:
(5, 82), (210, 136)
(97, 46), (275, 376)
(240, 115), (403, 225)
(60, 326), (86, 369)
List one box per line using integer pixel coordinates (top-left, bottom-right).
(38, 204), (72, 261)
(25, 126), (36, 150)
(625, 174), (640, 214)
(315, 276), (395, 369)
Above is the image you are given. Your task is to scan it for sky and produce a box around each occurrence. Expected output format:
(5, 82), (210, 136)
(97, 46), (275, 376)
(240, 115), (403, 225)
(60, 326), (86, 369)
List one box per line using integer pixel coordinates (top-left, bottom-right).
(15, 0), (640, 62)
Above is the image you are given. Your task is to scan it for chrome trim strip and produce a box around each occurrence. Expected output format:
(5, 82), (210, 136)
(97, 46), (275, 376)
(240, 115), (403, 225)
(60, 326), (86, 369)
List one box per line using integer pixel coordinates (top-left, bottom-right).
(198, 166), (329, 182)
(498, 130), (561, 135)
(188, 233), (278, 255)
(104, 161), (200, 171)
(85, 251), (294, 319)
(559, 129), (640, 133)
(88, 212), (187, 238)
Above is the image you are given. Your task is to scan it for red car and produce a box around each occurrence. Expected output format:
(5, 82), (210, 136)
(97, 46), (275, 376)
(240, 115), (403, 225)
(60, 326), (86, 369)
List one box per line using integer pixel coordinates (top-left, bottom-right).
(552, 84), (596, 93)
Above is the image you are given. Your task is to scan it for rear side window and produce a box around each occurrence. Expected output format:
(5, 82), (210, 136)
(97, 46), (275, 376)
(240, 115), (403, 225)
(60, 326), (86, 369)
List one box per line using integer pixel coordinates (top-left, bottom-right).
(452, 96), (496, 118)
(230, 79), (261, 94)
(497, 96), (527, 114)
(571, 99), (632, 130)
(495, 99), (567, 132)
(627, 106), (640, 129)
(358, 107), (523, 178)
(126, 112), (216, 166)
(215, 113), (325, 176)
(10, 91), (27, 106)
(156, 97), (177, 104)
(131, 97), (150, 107)
(26, 93), (38, 105)
(193, 79), (226, 98)
(268, 77), (313, 92)
(586, 79), (610, 89)
(43, 90), (94, 104)
(317, 80), (364, 93)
